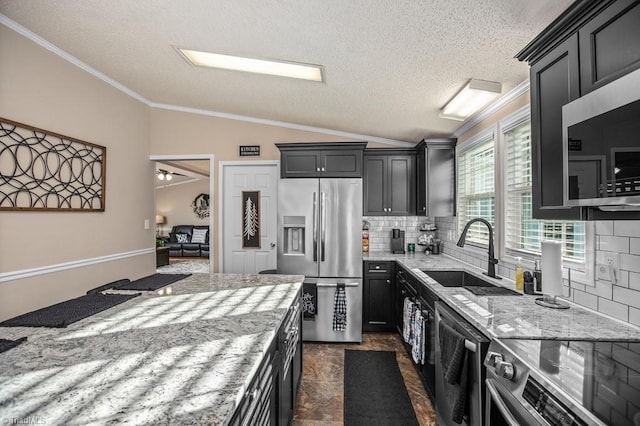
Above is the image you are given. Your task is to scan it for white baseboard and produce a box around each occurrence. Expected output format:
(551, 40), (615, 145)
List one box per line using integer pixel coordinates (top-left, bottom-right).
(0, 248), (155, 283)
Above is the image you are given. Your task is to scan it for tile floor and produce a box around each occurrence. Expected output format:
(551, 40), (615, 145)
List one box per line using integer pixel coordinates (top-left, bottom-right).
(292, 332), (437, 425)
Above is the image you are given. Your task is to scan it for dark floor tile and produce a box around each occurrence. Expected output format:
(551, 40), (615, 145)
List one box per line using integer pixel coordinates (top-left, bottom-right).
(294, 332), (437, 426)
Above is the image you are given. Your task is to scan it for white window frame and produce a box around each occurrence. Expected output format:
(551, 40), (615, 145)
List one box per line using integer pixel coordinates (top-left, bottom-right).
(456, 125), (499, 254)
(498, 106), (594, 285)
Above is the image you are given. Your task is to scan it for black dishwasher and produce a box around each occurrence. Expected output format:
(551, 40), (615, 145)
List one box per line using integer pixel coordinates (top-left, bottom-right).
(435, 301), (489, 426)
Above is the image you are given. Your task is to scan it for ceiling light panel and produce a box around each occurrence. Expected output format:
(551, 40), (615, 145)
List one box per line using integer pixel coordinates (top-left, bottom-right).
(178, 49), (324, 82)
(441, 79), (502, 121)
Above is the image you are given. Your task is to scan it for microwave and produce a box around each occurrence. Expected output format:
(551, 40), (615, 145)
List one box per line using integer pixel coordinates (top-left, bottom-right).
(562, 67), (640, 208)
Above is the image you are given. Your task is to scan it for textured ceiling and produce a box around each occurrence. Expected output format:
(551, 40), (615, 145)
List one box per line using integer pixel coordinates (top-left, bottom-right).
(0, 0), (573, 143)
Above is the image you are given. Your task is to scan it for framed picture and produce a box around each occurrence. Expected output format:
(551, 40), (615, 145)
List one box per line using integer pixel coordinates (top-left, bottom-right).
(242, 190), (260, 248)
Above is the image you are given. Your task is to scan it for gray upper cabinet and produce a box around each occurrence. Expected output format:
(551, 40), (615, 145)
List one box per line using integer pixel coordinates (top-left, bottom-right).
(517, 0), (640, 220)
(415, 139), (456, 218)
(529, 34), (584, 220)
(364, 149), (416, 216)
(276, 142), (366, 178)
(579, 0), (640, 94)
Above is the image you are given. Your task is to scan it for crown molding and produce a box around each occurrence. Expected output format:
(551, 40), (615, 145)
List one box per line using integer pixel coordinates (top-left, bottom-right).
(1, 14), (411, 147)
(149, 102), (413, 147)
(452, 79), (530, 138)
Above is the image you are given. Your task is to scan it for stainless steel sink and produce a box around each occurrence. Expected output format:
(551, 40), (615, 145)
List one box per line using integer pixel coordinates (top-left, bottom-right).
(421, 270), (495, 287)
(421, 270), (521, 296)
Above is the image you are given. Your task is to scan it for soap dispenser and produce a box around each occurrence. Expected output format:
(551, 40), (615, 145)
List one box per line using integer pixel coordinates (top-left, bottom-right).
(515, 256), (524, 291)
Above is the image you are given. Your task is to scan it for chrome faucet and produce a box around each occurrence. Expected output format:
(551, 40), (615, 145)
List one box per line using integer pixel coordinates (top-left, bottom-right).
(457, 218), (501, 279)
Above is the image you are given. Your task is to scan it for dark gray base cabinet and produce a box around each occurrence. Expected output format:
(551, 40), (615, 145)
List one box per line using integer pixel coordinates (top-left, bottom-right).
(276, 142), (366, 178)
(363, 261), (395, 331)
(518, 0), (640, 220)
(230, 291), (302, 426)
(363, 149), (416, 216)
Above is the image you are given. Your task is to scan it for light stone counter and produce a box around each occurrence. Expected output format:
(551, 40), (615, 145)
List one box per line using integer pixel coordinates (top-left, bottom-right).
(365, 251), (640, 341)
(0, 273), (304, 425)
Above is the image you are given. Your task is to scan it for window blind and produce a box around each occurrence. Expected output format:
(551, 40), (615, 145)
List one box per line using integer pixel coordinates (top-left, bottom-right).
(457, 138), (495, 246)
(504, 121), (585, 261)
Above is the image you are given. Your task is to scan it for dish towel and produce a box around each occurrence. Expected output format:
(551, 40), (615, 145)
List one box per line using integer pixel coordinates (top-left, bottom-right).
(302, 282), (317, 321)
(332, 287), (347, 331)
(439, 321), (470, 424)
(402, 298), (414, 343)
(411, 309), (424, 364)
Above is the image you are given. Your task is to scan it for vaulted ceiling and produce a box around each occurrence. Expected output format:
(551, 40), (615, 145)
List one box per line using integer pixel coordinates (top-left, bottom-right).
(0, 0), (573, 144)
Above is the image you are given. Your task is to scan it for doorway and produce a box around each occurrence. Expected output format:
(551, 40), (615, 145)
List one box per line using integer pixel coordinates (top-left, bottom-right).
(150, 154), (214, 274)
(219, 161), (279, 273)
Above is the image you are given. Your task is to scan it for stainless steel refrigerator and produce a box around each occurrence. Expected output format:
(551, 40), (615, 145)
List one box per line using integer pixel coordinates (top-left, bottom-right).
(277, 178), (362, 342)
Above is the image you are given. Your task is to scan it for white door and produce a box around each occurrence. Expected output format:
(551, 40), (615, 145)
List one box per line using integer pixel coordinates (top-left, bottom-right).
(221, 163), (278, 273)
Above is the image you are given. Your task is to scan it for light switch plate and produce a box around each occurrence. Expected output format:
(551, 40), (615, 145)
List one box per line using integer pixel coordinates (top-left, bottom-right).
(144, 219), (150, 230)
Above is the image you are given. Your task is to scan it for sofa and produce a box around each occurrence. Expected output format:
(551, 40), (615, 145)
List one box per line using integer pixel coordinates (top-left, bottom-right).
(164, 225), (210, 258)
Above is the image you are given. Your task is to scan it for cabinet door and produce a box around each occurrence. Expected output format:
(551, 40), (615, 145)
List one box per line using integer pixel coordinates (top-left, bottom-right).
(530, 34), (584, 219)
(321, 149), (363, 177)
(363, 276), (394, 331)
(388, 155), (416, 216)
(364, 156), (387, 215)
(281, 150), (321, 178)
(580, 0), (640, 94)
(416, 148), (427, 214)
(426, 144), (455, 217)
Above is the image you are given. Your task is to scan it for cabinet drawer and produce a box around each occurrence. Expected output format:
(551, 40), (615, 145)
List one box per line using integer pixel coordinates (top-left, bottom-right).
(365, 261), (393, 274)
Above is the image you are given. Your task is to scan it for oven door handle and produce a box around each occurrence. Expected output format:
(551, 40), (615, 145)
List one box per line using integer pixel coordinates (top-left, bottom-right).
(316, 282), (359, 288)
(485, 379), (520, 426)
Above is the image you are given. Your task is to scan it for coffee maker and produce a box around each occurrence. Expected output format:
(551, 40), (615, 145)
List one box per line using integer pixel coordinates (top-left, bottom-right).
(391, 229), (405, 254)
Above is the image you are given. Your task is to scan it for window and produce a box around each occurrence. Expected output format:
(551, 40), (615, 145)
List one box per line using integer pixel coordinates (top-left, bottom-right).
(503, 117), (585, 262)
(457, 129), (495, 246)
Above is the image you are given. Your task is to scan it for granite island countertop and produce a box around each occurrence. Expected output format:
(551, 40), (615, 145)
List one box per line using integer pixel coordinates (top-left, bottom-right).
(365, 251), (640, 341)
(0, 273), (304, 425)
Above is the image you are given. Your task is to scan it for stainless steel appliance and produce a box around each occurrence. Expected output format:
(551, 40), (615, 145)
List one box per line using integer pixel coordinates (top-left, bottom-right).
(277, 178), (362, 342)
(435, 301), (489, 426)
(563, 66), (640, 208)
(485, 338), (640, 426)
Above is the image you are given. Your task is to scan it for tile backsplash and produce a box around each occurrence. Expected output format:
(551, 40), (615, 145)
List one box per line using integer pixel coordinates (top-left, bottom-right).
(363, 216), (435, 252)
(435, 217), (640, 327)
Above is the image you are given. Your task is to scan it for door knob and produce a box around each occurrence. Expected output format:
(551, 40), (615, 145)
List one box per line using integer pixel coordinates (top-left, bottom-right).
(270, 242), (276, 248)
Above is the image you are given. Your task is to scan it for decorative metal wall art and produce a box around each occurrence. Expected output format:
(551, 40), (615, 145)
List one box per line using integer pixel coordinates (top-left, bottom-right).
(191, 193), (210, 219)
(0, 117), (106, 211)
(242, 191), (260, 248)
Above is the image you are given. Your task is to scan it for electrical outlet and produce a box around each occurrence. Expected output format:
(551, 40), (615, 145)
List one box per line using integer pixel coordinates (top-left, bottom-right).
(602, 253), (620, 284)
(603, 253), (620, 268)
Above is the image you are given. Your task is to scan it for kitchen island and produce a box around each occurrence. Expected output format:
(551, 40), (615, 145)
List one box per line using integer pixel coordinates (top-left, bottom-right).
(0, 273), (304, 425)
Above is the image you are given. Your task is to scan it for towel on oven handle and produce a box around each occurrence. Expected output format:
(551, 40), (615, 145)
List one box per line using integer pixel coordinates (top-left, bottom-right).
(302, 282), (317, 321)
(332, 286), (347, 331)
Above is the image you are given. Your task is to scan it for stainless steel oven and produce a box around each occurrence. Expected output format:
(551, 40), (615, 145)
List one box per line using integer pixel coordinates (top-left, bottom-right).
(484, 338), (640, 426)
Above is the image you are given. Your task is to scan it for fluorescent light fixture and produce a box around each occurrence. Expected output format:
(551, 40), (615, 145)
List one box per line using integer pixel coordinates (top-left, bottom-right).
(440, 79), (502, 121)
(178, 48), (324, 82)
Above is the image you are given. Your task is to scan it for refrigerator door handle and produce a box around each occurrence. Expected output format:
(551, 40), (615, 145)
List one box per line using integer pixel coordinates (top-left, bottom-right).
(320, 191), (326, 262)
(313, 192), (318, 261)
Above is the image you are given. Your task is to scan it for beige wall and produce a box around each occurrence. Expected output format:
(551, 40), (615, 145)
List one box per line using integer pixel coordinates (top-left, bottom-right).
(0, 25), (155, 320)
(156, 179), (211, 233)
